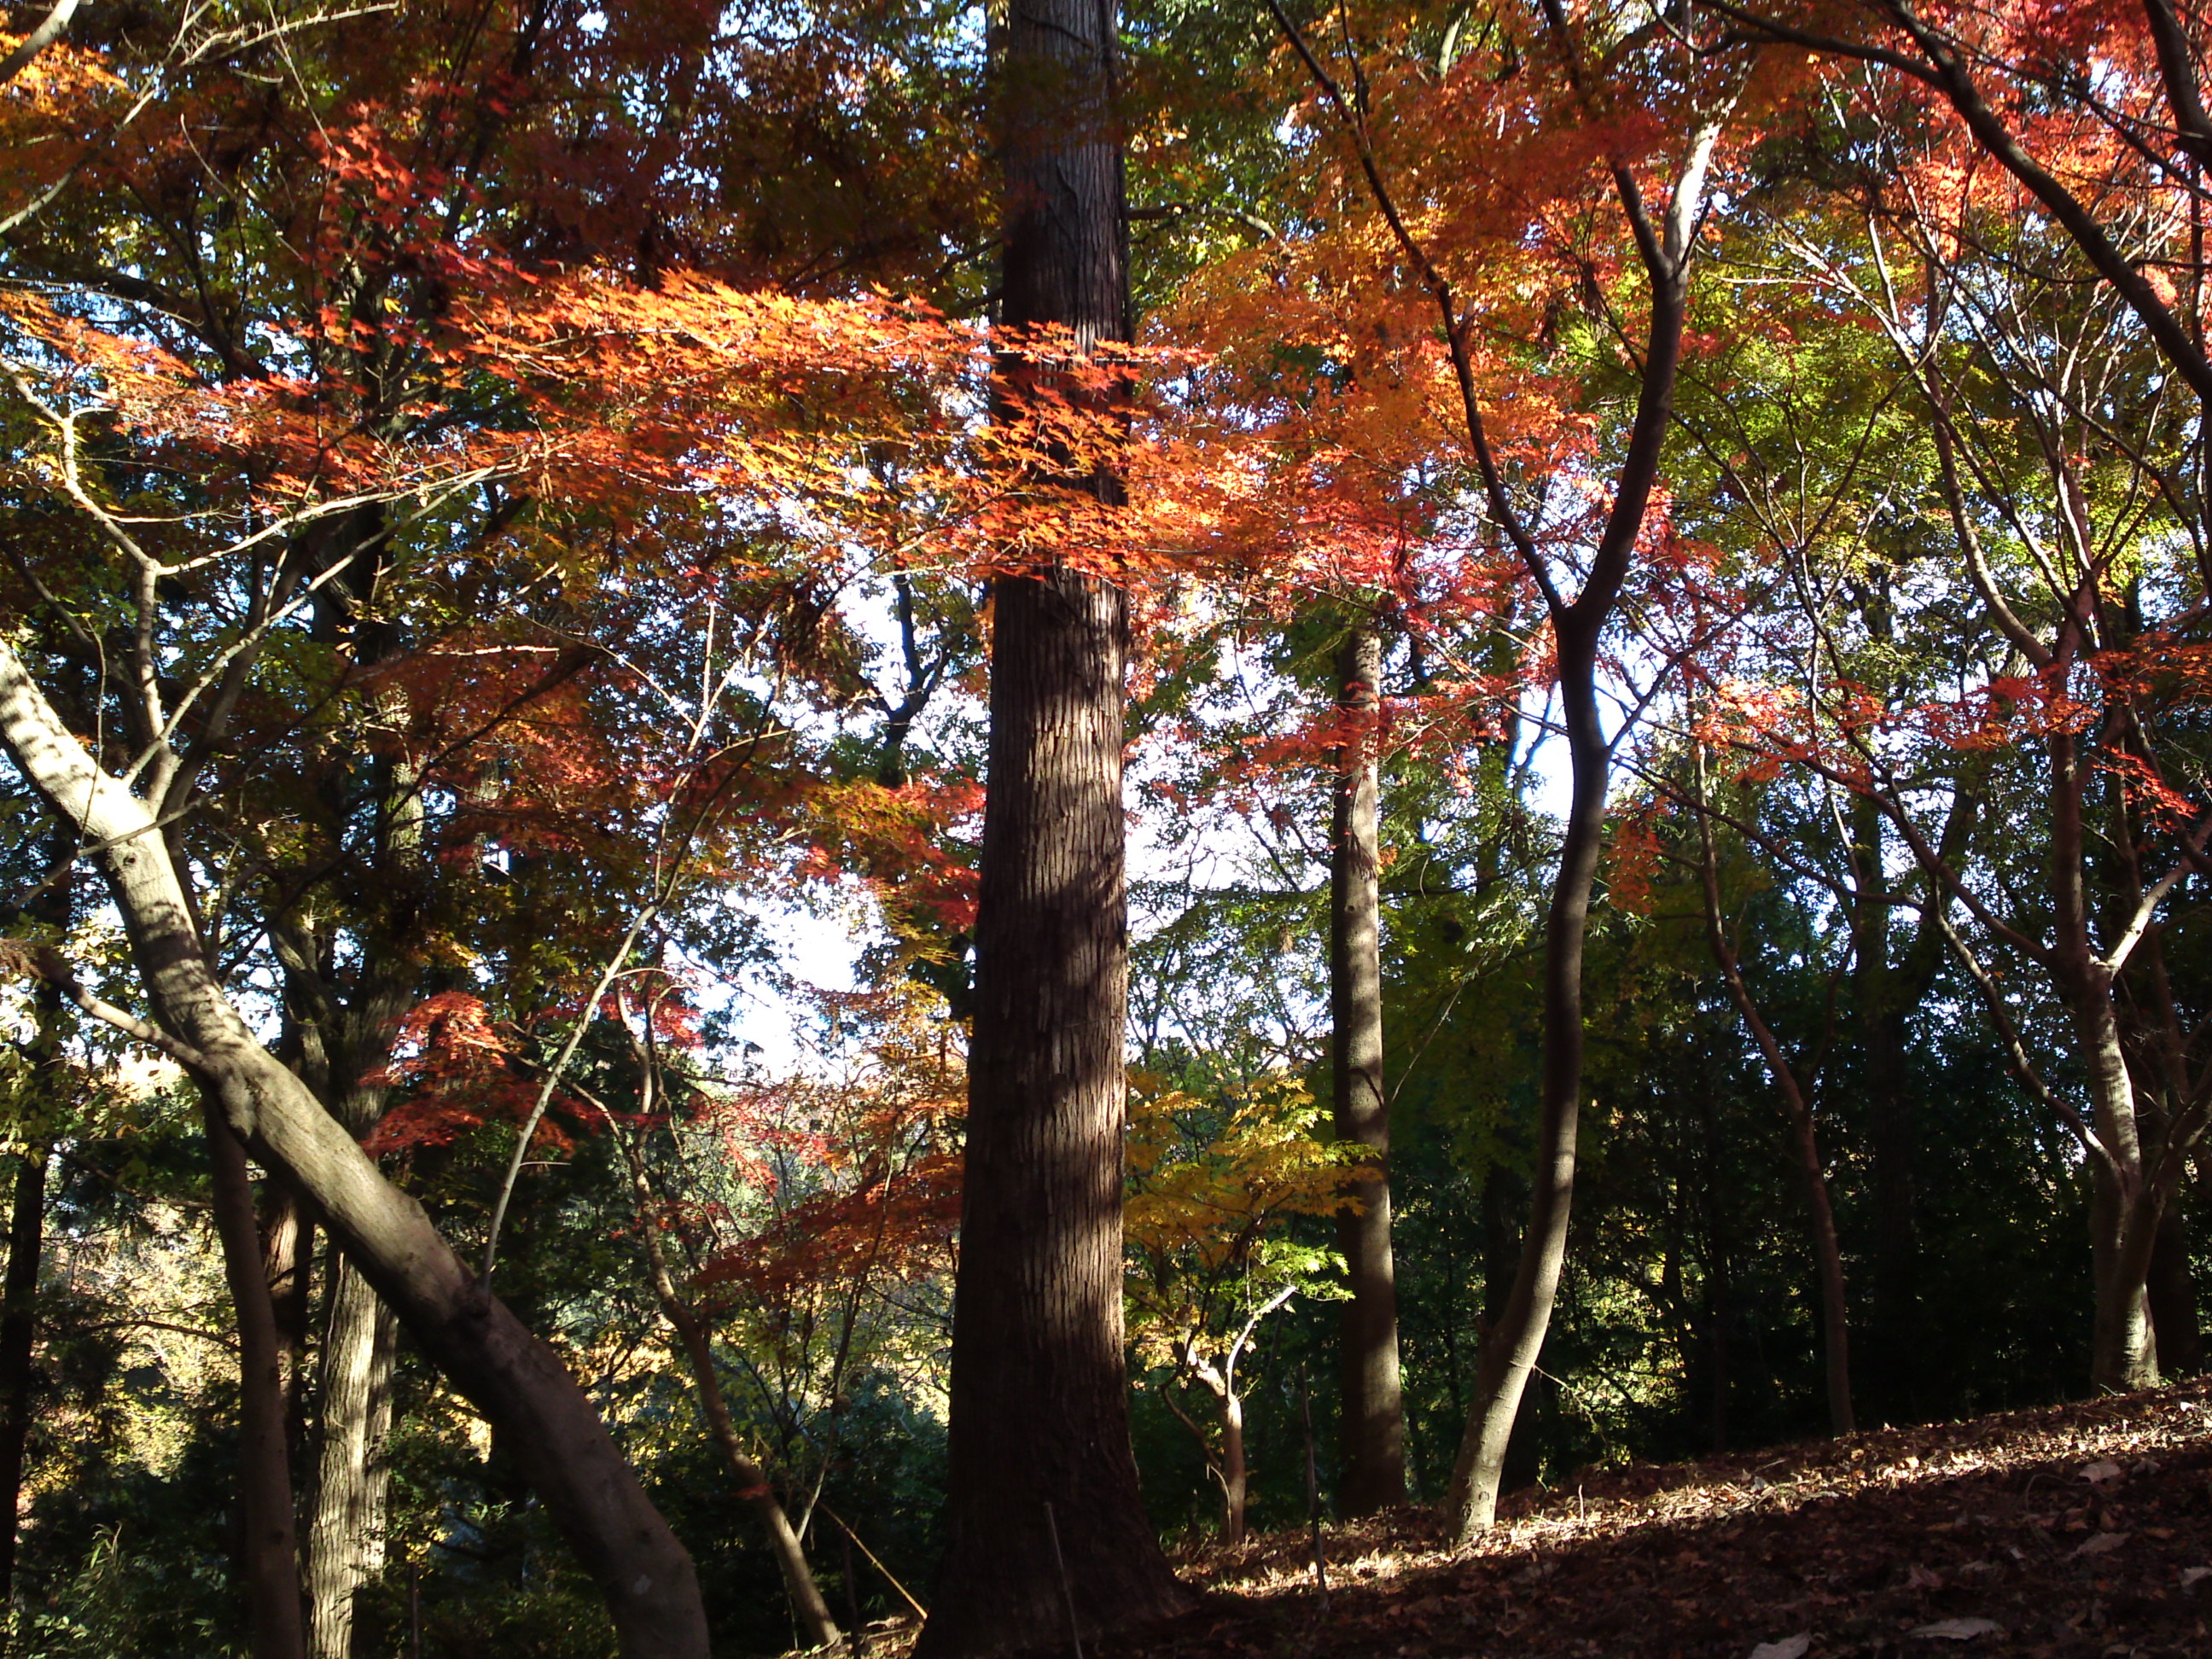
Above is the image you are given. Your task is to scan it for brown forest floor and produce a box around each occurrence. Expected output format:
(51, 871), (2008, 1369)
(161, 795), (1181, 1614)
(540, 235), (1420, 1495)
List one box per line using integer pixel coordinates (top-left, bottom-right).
(1090, 1377), (2212, 1659)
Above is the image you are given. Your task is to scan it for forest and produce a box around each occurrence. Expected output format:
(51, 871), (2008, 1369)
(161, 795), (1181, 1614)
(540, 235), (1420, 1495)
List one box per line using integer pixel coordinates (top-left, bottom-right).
(0, 0), (2206, 1653)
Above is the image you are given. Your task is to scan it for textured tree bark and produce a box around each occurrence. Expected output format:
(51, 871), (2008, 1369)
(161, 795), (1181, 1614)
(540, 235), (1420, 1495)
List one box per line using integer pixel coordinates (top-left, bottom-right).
(0, 641), (710, 1659)
(920, 566), (1193, 1654)
(207, 1105), (307, 1659)
(914, 0), (1194, 1646)
(303, 1024), (405, 1659)
(306, 1254), (398, 1659)
(1329, 622), (1404, 1516)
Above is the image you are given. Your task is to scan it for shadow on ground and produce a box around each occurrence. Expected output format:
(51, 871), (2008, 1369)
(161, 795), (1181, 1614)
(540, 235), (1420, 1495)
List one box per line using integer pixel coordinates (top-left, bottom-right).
(1092, 1379), (2212, 1659)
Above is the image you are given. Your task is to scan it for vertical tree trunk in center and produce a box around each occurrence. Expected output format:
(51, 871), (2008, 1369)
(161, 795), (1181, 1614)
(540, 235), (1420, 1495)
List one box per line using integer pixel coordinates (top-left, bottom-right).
(1330, 621), (1404, 1515)
(923, 562), (1191, 1650)
(915, 0), (1195, 1647)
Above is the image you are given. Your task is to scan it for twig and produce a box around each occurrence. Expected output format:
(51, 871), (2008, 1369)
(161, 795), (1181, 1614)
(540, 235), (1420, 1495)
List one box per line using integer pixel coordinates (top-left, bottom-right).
(1044, 1501), (1084, 1659)
(818, 1504), (928, 1622)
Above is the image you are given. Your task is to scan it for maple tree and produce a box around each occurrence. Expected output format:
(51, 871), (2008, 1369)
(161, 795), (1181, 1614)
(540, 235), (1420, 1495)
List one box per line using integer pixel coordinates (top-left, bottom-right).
(1124, 1072), (1367, 1544)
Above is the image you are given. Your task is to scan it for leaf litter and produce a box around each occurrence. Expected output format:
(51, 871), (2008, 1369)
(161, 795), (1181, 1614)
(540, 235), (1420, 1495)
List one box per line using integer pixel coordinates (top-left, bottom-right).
(1094, 1377), (2212, 1659)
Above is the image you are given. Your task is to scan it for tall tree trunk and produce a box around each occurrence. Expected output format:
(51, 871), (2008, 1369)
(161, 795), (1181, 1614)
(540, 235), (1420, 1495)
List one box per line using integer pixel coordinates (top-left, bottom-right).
(922, 562), (1191, 1652)
(207, 1105), (307, 1659)
(0, 847), (69, 1633)
(1444, 612), (1606, 1535)
(294, 656), (427, 1659)
(305, 1254), (398, 1659)
(0, 643), (711, 1659)
(1330, 621), (1404, 1516)
(303, 1051), (406, 1659)
(915, 0), (1193, 1648)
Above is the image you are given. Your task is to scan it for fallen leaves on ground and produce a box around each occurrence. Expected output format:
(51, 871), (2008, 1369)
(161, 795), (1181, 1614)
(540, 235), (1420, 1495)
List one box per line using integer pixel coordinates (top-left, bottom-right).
(1104, 1378), (2212, 1658)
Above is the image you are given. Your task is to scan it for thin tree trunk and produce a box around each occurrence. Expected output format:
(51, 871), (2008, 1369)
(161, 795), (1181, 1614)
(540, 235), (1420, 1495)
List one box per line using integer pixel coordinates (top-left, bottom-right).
(1220, 1391), (1247, 1545)
(1850, 785), (1918, 1422)
(0, 642), (710, 1659)
(261, 1179), (312, 1464)
(916, 0), (1193, 1645)
(0, 1134), (46, 1625)
(621, 1138), (839, 1649)
(1330, 621), (1403, 1516)
(207, 1104), (307, 1659)
(0, 848), (68, 1633)
(1444, 615), (1605, 1535)
(1443, 117), (1717, 1541)
(2050, 731), (2160, 1393)
(1697, 771), (1855, 1435)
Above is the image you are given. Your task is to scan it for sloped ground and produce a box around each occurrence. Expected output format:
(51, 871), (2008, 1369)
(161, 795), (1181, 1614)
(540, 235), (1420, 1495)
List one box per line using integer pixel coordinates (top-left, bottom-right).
(1099, 1378), (2212, 1659)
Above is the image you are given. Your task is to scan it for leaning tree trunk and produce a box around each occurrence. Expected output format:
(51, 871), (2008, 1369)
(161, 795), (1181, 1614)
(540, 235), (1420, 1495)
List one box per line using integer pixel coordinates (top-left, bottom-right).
(916, 0), (1195, 1639)
(1329, 620), (1404, 1515)
(0, 642), (711, 1659)
(1444, 629), (1608, 1536)
(206, 1105), (307, 1659)
(1443, 118), (1716, 1543)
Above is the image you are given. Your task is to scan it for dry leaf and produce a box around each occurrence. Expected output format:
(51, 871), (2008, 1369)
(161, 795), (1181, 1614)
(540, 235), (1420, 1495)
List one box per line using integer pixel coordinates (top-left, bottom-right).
(1910, 1617), (2004, 1640)
(2081, 1459), (2124, 1484)
(1749, 1637), (1811, 1659)
(2074, 1532), (2130, 1557)
(2181, 1566), (2212, 1589)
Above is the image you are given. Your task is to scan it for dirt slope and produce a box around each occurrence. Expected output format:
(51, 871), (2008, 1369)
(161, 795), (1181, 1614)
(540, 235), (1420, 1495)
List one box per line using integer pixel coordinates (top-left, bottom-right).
(1094, 1379), (2212, 1659)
